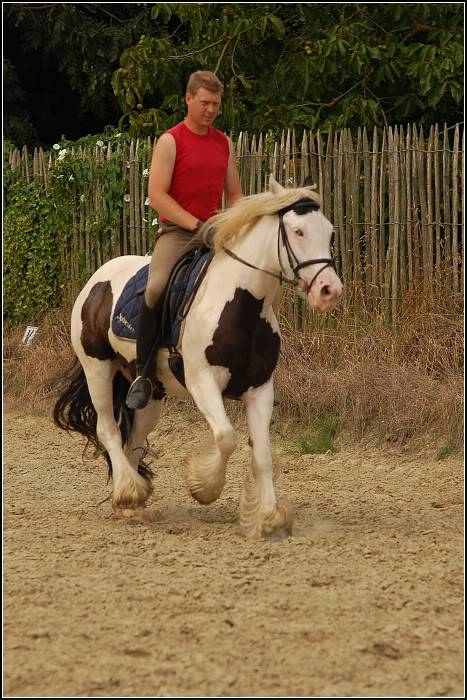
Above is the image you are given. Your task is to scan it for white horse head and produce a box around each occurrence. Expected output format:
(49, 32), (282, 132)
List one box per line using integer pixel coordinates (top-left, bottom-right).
(209, 174), (342, 311)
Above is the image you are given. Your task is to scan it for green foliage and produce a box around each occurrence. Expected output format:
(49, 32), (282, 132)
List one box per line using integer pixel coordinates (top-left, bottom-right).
(110, 3), (463, 137)
(3, 59), (38, 147)
(3, 134), (145, 322)
(5, 4), (463, 143)
(5, 4), (153, 121)
(290, 415), (339, 455)
(4, 178), (64, 323)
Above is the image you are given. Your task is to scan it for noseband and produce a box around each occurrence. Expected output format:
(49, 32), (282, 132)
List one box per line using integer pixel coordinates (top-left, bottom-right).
(223, 198), (335, 294)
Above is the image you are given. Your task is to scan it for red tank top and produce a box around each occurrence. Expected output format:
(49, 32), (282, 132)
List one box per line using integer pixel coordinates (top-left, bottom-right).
(161, 121), (229, 222)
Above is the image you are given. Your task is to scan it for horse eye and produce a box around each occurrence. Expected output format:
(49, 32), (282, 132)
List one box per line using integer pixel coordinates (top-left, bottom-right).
(294, 228), (304, 237)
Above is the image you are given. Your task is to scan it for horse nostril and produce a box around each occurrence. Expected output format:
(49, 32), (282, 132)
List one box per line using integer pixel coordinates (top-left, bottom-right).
(321, 285), (331, 297)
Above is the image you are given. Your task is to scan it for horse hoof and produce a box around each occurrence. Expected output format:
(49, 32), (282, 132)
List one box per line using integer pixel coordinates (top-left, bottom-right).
(264, 528), (290, 541)
(186, 458), (226, 505)
(113, 508), (158, 523)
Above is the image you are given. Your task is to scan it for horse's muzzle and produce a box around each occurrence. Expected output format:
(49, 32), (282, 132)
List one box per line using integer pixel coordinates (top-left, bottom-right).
(306, 269), (343, 311)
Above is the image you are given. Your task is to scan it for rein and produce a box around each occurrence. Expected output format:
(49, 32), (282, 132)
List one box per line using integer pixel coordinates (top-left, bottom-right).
(222, 198), (335, 294)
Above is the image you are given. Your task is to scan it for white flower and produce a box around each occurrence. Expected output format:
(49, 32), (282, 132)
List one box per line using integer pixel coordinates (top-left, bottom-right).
(68, 175), (74, 181)
(143, 168), (149, 177)
(124, 194), (131, 203)
(96, 140), (104, 147)
(116, 133), (122, 137)
(57, 148), (67, 161)
(152, 217), (158, 226)
(145, 197), (150, 206)
(126, 161), (131, 169)
(52, 143), (60, 150)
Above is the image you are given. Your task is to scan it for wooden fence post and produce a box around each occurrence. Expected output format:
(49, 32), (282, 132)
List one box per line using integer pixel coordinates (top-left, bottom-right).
(4, 123), (464, 321)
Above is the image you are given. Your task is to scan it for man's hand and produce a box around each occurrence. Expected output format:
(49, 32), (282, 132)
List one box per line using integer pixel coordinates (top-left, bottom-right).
(192, 220), (204, 234)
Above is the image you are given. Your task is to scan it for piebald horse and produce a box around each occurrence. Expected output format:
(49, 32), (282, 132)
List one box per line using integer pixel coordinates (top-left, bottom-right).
(54, 176), (342, 539)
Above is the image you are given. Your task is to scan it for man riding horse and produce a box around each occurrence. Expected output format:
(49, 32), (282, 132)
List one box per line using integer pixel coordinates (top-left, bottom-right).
(126, 70), (243, 410)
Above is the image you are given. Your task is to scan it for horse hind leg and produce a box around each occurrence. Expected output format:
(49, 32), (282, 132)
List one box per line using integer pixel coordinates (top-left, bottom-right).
(124, 397), (164, 469)
(185, 372), (237, 505)
(83, 359), (154, 520)
(240, 380), (294, 539)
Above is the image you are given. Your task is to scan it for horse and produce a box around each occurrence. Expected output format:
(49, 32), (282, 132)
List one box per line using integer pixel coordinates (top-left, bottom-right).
(53, 175), (343, 539)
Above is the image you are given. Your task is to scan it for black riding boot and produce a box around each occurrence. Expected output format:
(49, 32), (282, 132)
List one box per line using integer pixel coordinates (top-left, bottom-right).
(125, 298), (163, 410)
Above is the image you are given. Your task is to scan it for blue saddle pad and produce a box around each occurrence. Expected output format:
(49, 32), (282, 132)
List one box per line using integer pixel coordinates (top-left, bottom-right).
(111, 249), (212, 348)
(112, 264), (149, 340)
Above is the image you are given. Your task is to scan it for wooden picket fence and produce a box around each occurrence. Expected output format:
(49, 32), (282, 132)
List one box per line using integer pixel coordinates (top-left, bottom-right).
(8, 123), (464, 324)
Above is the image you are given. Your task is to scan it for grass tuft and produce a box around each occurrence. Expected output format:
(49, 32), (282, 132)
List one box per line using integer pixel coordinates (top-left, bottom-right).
(290, 414), (339, 455)
(436, 439), (459, 461)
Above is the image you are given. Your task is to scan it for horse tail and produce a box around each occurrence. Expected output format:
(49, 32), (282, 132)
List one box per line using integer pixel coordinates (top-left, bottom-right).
(52, 360), (153, 482)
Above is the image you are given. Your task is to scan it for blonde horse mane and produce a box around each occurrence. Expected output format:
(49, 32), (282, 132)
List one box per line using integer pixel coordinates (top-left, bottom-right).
(207, 183), (322, 253)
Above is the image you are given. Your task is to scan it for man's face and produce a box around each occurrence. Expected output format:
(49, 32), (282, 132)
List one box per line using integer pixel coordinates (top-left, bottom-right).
(186, 87), (222, 127)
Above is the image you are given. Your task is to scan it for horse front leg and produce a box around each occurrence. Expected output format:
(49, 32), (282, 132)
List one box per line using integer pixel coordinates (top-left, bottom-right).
(240, 379), (294, 539)
(185, 371), (237, 505)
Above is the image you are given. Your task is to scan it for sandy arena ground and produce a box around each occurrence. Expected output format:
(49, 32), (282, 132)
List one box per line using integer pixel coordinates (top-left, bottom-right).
(3, 404), (464, 697)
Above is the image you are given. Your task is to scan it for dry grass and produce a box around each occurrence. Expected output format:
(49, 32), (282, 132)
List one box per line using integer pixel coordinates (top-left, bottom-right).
(3, 308), (75, 414)
(275, 306), (464, 446)
(3, 305), (464, 447)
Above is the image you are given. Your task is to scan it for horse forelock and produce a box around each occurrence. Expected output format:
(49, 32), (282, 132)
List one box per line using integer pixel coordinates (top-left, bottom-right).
(209, 186), (322, 253)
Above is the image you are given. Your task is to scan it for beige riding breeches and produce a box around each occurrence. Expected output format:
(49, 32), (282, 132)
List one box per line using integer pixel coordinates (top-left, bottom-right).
(144, 222), (205, 308)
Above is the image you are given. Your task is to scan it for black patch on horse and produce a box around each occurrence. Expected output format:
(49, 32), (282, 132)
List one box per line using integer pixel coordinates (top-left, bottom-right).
(81, 281), (115, 360)
(205, 288), (280, 398)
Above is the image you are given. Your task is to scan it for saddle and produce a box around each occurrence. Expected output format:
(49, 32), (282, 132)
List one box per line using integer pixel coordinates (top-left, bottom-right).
(160, 245), (213, 348)
(112, 246), (213, 382)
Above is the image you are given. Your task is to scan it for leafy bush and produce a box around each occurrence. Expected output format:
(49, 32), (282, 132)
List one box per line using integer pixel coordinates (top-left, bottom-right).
(3, 134), (144, 322)
(3, 178), (64, 323)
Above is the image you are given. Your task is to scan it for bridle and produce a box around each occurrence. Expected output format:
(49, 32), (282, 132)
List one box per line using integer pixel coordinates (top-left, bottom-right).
(222, 198), (335, 294)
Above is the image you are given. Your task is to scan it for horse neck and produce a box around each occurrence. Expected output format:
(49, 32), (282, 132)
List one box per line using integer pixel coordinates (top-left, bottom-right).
(217, 215), (281, 303)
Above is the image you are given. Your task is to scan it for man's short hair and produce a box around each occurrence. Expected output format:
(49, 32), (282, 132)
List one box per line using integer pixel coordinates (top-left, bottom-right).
(186, 71), (224, 96)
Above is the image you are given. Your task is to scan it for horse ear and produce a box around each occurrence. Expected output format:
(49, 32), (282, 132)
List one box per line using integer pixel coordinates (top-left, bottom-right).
(269, 175), (284, 194)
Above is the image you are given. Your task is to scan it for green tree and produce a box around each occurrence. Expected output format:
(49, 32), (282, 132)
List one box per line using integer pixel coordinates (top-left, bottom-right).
(4, 3), (152, 145)
(3, 59), (38, 146)
(5, 3), (153, 118)
(112, 3), (463, 135)
(5, 3), (464, 143)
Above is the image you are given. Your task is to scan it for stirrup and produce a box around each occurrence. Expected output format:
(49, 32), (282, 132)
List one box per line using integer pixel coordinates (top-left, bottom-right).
(125, 376), (153, 410)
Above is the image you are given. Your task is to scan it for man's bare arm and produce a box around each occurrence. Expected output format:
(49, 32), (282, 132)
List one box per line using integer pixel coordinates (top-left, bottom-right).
(224, 138), (243, 207)
(148, 134), (199, 230)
